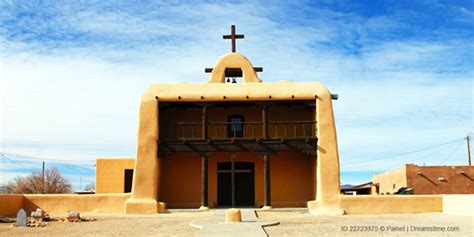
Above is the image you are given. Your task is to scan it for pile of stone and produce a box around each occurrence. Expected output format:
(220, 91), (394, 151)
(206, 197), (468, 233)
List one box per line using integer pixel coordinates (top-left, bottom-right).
(48, 212), (96, 223)
(29, 208), (49, 227)
(67, 211), (81, 222)
(79, 216), (97, 222)
(65, 211), (96, 222)
(11, 208), (96, 228)
(0, 216), (15, 223)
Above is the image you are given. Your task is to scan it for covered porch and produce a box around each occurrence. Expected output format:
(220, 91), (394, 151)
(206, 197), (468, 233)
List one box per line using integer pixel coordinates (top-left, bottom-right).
(158, 100), (318, 209)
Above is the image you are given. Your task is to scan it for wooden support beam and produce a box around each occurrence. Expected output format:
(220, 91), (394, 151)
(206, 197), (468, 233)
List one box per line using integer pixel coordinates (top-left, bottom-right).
(231, 138), (248, 151)
(183, 141), (208, 158)
(257, 139), (274, 153)
(264, 154), (271, 207)
(158, 137), (317, 155)
(201, 156), (208, 207)
(158, 140), (176, 152)
(202, 106), (208, 139)
(205, 67), (263, 73)
(262, 105), (268, 139)
(206, 139), (223, 152)
(231, 154), (236, 207)
(280, 139), (298, 150)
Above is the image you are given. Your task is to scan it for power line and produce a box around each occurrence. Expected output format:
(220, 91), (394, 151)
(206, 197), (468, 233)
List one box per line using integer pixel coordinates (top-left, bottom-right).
(439, 140), (464, 165)
(384, 140), (460, 170)
(0, 153), (95, 172)
(341, 137), (464, 166)
(0, 154), (34, 170)
(0, 152), (96, 166)
(410, 141), (460, 164)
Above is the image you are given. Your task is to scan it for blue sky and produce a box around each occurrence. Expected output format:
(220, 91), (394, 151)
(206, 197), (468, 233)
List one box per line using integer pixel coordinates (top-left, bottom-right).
(0, 0), (473, 190)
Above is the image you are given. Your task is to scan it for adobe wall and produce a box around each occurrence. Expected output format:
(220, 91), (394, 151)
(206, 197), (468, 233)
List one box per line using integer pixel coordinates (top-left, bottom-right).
(270, 152), (316, 207)
(0, 194), (23, 216)
(23, 194), (130, 214)
(0, 194), (130, 216)
(159, 153), (201, 208)
(159, 151), (315, 208)
(372, 165), (407, 194)
(340, 195), (443, 214)
(406, 164), (474, 194)
(442, 194), (474, 216)
(96, 158), (135, 194)
(2, 194), (471, 216)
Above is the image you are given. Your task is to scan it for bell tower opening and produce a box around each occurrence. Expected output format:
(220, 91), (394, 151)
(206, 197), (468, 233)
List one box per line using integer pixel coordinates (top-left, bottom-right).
(225, 68), (242, 83)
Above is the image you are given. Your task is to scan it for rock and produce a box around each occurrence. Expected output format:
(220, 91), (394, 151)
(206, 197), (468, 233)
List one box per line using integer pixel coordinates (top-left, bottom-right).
(67, 211), (81, 222)
(43, 214), (51, 222)
(16, 209), (27, 227)
(81, 216), (97, 222)
(31, 208), (44, 221)
(0, 216), (14, 223)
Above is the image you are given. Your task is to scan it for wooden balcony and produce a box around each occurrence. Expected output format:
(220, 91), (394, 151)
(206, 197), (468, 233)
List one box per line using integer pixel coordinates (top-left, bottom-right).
(158, 120), (317, 157)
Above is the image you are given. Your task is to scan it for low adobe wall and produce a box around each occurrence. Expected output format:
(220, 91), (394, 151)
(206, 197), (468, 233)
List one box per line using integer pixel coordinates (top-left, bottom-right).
(338, 195), (443, 214)
(0, 194), (130, 216)
(23, 194), (131, 214)
(2, 194), (471, 216)
(0, 195), (24, 216)
(442, 195), (474, 216)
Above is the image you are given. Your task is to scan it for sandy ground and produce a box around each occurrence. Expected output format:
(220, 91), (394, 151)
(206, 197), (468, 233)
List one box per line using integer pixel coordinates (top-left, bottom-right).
(0, 212), (212, 237)
(258, 211), (474, 236)
(0, 210), (472, 237)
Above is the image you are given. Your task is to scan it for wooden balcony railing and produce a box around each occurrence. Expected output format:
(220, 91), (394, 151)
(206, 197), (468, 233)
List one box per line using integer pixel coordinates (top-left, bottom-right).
(159, 120), (316, 140)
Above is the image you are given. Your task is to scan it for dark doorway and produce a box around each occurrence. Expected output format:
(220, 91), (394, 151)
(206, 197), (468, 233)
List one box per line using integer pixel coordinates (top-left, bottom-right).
(217, 162), (255, 207)
(124, 169), (133, 193)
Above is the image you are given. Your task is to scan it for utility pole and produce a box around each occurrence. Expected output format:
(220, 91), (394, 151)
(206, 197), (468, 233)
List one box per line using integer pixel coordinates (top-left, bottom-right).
(1, 154), (3, 185)
(42, 161), (45, 194)
(467, 134), (471, 166)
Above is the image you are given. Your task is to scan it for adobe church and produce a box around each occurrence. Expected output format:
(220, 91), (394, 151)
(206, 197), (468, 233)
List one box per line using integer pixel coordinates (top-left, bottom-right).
(95, 26), (343, 214)
(0, 26), (461, 217)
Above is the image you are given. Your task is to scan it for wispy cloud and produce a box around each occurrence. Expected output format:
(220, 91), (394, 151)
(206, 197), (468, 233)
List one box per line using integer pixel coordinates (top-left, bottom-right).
(1, 0), (472, 186)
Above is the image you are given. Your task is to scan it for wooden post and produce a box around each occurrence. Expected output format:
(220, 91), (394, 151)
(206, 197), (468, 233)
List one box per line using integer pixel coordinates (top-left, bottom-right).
(262, 105), (268, 139)
(42, 161), (45, 194)
(231, 154), (235, 207)
(263, 155), (271, 208)
(202, 106), (208, 139)
(467, 135), (471, 166)
(200, 156), (209, 208)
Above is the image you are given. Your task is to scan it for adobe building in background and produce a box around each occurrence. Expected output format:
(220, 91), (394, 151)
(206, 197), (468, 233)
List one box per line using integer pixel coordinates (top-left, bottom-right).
(95, 25), (344, 214)
(373, 164), (474, 195)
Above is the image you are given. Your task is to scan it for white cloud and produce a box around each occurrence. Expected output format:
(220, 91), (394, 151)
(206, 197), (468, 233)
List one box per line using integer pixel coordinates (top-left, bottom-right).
(0, 0), (472, 184)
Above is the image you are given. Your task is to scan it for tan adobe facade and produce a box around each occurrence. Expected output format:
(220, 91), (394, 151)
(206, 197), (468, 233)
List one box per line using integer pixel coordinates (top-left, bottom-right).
(94, 27), (344, 214)
(96, 159), (135, 194)
(116, 50), (344, 214)
(373, 164), (474, 195)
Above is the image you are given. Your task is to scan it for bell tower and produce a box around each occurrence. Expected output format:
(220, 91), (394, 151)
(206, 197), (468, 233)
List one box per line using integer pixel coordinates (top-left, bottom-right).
(205, 25), (263, 83)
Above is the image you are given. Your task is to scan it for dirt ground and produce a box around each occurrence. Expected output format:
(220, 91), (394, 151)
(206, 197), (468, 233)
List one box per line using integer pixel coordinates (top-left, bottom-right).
(0, 210), (472, 237)
(0, 212), (212, 237)
(258, 211), (474, 236)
